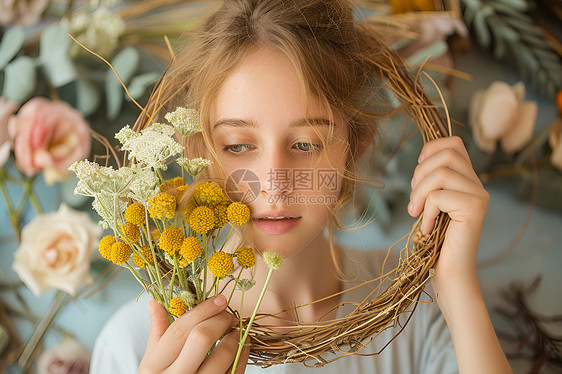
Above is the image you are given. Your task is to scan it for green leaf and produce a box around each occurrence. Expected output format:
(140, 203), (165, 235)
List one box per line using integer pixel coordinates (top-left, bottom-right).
(39, 24), (76, 87)
(0, 26), (25, 70)
(126, 72), (160, 100)
(105, 47), (140, 120)
(2, 56), (36, 103)
(76, 78), (101, 116)
(406, 41), (448, 66)
(473, 6), (493, 47)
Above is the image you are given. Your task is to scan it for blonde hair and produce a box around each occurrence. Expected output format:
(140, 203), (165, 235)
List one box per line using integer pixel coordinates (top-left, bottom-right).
(145, 0), (422, 276)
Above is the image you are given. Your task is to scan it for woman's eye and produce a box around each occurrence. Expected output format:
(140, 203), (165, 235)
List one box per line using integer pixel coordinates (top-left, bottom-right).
(223, 144), (254, 153)
(294, 142), (323, 153)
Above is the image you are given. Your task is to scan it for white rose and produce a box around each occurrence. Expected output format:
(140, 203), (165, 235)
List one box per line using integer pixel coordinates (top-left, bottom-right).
(37, 338), (90, 374)
(12, 204), (102, 296)
(469, 81), (537, 154)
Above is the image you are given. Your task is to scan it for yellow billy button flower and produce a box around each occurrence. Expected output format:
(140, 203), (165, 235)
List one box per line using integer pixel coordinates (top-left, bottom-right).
(159, 227), (184, 254)
(160, 176), (184, 191)
(169, 296), (187, 317)
(227, 202), (251, 226)
(213, 203), (229, 229)
(147, 192), (176, 220)
(111, 242), (131, 265)
(193, 182), (227, 207)
(150, 228), (161, 242)
(208, 251), (234, 278)
(120, 222), (140, 243)
(124, 202), (146, 226)
(179, 236), (202, 264)
(98, 235), (116, 260)
(132, 245), (153, 268)
(188, 206), (216, 233)
(236, 247), (256, 269)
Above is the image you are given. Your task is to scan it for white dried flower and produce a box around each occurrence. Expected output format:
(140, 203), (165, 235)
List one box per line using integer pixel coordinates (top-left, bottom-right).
(176, 157), (212, 176)
(262, 251), (284, 270)
(165, 107), (202, 137)
(115, 124), (184, 170)
(179, 290), (197, 309)
(236, 279), (256, 292)
(126, 164), (159, 203)
(60, 7), (125, 58)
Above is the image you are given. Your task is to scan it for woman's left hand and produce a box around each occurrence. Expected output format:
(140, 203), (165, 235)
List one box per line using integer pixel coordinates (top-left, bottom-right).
(408, 136), (489, 309)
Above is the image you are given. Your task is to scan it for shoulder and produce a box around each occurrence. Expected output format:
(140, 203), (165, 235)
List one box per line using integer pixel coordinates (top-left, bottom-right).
(90, 293), (151, 374)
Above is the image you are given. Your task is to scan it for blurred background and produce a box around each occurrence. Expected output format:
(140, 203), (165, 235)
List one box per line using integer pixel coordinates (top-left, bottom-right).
(1, 0), (561, 373)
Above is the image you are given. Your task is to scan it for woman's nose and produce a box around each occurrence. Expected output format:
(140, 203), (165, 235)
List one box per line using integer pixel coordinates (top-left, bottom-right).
(258, 148), (294, 196)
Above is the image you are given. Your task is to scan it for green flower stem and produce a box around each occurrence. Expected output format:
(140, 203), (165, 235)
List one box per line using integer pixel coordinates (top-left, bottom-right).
(0, 175), (22, 240)
(19, 291), (70, 371)
(145, 209), (166, 305)
(227, 267), (244, 306)
(24, 176), (42, 213)
(231, 267), (274, 374)
(202, 232), (209, 298)
(169, 257), (178, 301)
(218, 225), (234, 252)
(192, 261), (202, 303)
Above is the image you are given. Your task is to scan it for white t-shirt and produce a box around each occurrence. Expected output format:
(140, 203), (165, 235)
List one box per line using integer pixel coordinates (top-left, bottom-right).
(90, 249), (458, 373)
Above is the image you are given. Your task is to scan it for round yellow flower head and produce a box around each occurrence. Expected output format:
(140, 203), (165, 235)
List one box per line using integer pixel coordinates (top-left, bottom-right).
(188, 206), (216, 233)
(212, 203), (229, 229)
(111, 242), (131, 265)
(160, 176), (184, 191)
(236, 247), (256, 269)
(120, 222), (140, 243)
(181, 198), (197, 221)
(124, 202), (146, 226)
(98, 235), (116, 260)
(227, 202), (251, 226)
(180, 236), (203, 264)
(148, 192), (176, 220)
(208, 251), (234, 278)
(159, 227), (184, 254)
(132, 245), (153, 268)
(193, 182), (227, 207)
(169, 296), (187, 317)
(262, 251), (284, 270)
(175, 254), (189, 269)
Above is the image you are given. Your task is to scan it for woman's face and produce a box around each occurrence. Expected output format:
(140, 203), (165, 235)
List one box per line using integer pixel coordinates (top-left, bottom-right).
(208, 48), (349, 258)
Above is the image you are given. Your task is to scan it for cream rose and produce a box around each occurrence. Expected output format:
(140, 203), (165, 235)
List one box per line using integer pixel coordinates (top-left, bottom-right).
(8, 98), (91, 185)
(12, 204), (102, 296)
(469, 81), (537, 154)
(37, 338), (90, 374)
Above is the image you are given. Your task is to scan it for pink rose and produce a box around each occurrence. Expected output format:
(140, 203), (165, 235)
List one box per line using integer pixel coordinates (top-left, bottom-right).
(469, 81), (537, 154)
(37, 338), (90, 374)
(0, 97), (19, 167)
(0, 0), (50, 26)
(12, 204), (102, 296)
(8, 98), (91, 185)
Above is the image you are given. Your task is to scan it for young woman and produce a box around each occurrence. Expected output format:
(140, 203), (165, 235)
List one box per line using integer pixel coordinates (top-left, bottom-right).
(91, 1), (512, 373)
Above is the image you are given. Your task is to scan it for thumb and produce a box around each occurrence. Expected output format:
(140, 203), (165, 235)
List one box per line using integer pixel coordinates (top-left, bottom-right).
(146, 299), (170, 350)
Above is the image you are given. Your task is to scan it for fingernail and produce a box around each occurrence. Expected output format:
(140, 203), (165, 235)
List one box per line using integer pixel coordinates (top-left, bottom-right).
(418, 154), (425, 163)
(408, 202), (413, 214)
(214, 295), (227, 307)
(411, 177), (415, 188)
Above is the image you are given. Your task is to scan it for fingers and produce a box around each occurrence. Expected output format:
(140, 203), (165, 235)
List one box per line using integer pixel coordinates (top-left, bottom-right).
(417, 136), (471, 165)
(144, 295), (229, 372)
(169, 308), (235, 373)
(197, 332), (250, 374)
(146, 299), (171, 351)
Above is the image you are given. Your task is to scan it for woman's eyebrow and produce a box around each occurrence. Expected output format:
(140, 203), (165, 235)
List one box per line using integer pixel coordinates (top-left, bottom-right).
(213, 118), (333, 129)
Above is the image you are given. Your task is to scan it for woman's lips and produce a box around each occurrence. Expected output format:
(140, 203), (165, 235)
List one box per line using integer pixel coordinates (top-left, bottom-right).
(252, 217), (301, 235)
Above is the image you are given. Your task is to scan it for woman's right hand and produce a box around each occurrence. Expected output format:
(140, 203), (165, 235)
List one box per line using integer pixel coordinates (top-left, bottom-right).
(139, 295), (249, 374)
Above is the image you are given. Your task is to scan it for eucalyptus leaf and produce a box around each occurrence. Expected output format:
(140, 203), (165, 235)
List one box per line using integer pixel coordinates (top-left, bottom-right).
(76, 79), (101, 116)
(488, 0), (533, 23)
(39, 24), (76, 87)
(105, 47), (140, 120)
(516, 45), (538, 72)
(406, 41), (448, 66)
(0, 26), (25, 70)
(494, 0), (528, 12)
(126, 72), (160, 100)
(2, 56), (36, 103)
(473, 9), (492, 47)
(504, 17), (543, 37)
